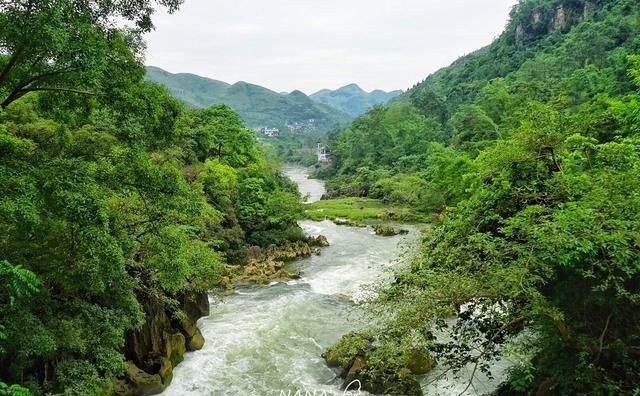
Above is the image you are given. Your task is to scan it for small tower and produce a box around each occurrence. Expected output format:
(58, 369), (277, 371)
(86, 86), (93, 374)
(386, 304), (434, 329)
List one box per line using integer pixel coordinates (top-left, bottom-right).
(317, 143), (329, 163)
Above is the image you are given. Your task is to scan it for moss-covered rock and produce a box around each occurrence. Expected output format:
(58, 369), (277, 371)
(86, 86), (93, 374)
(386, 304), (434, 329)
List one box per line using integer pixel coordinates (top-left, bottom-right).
(125, 362), (164, 395)
(157, 358), (173, 386)
(322, 332), (372, 369)
(323, 332), (435, 396)
(308, 234), (330, 247)
(121, 292), (210, 395)
(111, 377), (135, 396)
(164, 332), (186, 367)
(344, 356), (367, 385)
(187, 327), (205, 351)
(373, 224), (409, 236)
(405, 348), (436, 375)
(333, 218), (367, 227)
(233, 238), (328, 284)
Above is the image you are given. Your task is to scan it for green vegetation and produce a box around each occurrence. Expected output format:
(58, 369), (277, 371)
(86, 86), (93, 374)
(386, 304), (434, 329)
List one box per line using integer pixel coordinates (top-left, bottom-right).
(304, 197), (426, 223)
(310, 84), (402, 118)
(262, 129), (329, 166)
(145, 66), (351, 131)
(322, 0), (640, 394)
(0, 2), (304, 394)
(323, 331), (434, 395)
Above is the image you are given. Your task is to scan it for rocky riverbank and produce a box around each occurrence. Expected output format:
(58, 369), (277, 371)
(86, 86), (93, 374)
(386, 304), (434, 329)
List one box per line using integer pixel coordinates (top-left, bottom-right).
(227, 235), (330, 286)
(113, 292), (210, 395)
(112, 234), (330, 395)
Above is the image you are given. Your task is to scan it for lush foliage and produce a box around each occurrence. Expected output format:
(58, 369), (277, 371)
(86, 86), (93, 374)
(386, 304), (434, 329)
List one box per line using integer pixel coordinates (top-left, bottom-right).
(324, 0), (640, 394)
(0, 3), (304, 394)
(262, 129), (328, 166)
(304, 197), (426, 223)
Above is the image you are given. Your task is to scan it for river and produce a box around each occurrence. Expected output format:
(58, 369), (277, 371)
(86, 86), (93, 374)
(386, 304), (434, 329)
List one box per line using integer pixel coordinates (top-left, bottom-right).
(162, 166), (508, 395)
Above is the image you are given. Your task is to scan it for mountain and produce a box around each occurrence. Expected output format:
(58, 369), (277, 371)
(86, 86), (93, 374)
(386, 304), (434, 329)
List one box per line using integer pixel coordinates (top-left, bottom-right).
(394, 0), (624, 113)
(310, 84), (402, 118)
(145, 66), (351, 131)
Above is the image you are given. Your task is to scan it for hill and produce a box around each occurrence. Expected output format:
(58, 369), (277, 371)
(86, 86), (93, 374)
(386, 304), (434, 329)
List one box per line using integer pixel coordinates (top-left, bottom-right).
(310, 84), (402, 118)
(145, 66), (351, 131)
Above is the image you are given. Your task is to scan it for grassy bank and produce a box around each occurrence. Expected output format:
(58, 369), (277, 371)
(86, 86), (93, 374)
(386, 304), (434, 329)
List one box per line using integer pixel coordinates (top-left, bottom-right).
(304, 197), (430, 223)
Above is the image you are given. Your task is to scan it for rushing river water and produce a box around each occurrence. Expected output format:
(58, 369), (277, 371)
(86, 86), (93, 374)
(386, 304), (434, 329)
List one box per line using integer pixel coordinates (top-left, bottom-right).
(163, 166), (412, 395)
(163, 166), (509, 396)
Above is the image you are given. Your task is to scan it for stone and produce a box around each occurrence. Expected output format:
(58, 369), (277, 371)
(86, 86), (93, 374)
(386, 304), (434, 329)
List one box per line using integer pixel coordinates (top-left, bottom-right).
(158, 358), (173, 385)
(553, 5), (566, 30)
(217, 276), (234, 291)
(333, 218), (366, 227)
(126, 361), (165, 395)
(322, 349), (342, 367)
(373, 224), (408, 236)
(187, 327), (205, 351)
(332, 293), (354, 303)
(405, 348), (436, 375)
(310, 234), (330, 247)
(163, 331), (186, 367)
(183, 291), (210, 319)
(111, 377), (135, 396)
(344, 356), (366, 385)
(395, 368), (423, 396)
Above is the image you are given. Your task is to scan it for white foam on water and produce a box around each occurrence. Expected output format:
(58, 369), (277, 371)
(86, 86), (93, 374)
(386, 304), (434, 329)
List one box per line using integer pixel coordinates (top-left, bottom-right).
(162, 166), (508, 395)
(163, 220), (410, 395)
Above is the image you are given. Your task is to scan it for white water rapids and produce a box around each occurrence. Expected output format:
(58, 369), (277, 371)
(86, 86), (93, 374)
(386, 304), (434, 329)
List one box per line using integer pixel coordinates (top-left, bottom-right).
(162, 166), (511, 396)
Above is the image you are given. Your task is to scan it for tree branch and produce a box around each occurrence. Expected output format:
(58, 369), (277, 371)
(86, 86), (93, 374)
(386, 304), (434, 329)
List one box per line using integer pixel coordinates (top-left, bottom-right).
(456, 316), (527, 396)
(596, 313), (612, 362)
(0, 68), (77, 108)
(20, 87), (95, 95)
(1, 86), (95, 108)
(0, 47), (24, 85)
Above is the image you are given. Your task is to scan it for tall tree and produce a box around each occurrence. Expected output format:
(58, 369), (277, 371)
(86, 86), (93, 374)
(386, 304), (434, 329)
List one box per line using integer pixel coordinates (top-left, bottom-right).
(0, 0), (182, 108)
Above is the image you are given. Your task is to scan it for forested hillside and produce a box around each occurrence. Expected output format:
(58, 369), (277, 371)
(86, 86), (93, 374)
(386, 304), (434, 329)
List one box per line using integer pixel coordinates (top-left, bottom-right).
(310, 84), (402, 118)
(145, 66), (352, 131)
(0, 2), (307, 394)
(320, 0), (640, 394)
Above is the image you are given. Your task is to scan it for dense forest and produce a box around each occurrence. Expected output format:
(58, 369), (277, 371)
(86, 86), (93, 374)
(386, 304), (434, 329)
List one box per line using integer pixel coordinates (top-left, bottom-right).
(2, 0), (640, 395)
(0, 1), (307, 394)
(318, 0), (640, 394)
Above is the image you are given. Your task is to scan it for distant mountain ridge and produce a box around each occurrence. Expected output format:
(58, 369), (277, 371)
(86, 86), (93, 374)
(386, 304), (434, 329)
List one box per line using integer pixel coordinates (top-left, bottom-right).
(145, 66), (351, 132)
(310, 84), (402, 118)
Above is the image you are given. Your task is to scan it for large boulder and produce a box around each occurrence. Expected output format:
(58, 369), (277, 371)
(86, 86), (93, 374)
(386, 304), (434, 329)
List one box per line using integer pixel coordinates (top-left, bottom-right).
(309, 234), (330, 247)
(182, 292), (210, 321)
(344, 356), (366, 385)
(187, 327), (205, 351)
(323, 332), (435, 396)
(163, 331), (186, 367)
(126, 361), (165, 395)
(121, 291), (210, 395)
(405, 348), (436, 375)
(111, 377), (135, 396)
(373, 224), (409, 237)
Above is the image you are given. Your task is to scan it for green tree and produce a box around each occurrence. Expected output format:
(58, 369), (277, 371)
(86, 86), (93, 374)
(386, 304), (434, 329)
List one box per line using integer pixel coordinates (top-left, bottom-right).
(0, 0), (182, 108)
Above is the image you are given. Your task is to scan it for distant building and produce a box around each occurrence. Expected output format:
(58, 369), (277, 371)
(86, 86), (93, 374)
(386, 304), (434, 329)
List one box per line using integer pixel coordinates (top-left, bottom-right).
(317, 143), (330, 163)
(263, 127), (280, 137)
(253, 127), (280, 137)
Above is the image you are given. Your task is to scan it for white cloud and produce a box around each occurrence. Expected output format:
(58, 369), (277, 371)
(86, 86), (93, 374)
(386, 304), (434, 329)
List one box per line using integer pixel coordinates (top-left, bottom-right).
(145, 0), (519, 94)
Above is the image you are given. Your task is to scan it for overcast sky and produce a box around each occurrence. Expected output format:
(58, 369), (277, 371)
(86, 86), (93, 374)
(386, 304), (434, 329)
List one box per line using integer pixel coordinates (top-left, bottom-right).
(145, 0), (519, 95)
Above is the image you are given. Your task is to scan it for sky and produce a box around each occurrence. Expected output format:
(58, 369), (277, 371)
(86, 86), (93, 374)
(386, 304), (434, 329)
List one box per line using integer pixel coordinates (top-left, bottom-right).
(145, 0), (519, 95)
